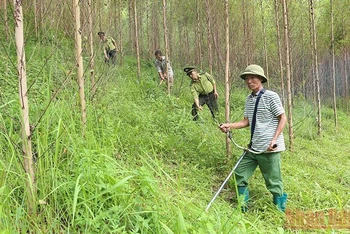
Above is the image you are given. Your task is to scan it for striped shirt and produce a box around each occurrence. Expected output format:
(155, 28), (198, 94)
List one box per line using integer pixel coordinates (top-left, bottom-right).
(244, 89), (285, 152)
(154, 56), (174, 77)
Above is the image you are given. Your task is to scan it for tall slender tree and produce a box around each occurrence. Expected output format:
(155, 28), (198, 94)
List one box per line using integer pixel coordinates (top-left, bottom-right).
(74, 0), (87, 136)
(14, 0), (36, 216)
(330, 0), (337, 129)
(4, 0), (9, 39)
(274, 0), (285, 104)
(133, 0), (141, 79)
(224, 0), (231, 158)
(88, 0), (96, 99)
(282, 0), (294, 150)
(344, 52), (349, 112)
(260, 0), (269, 88)
(309, 0), (322, 135)
(205, 0), (213, 74)
(195, 0), (202, 67)
(118, 0), (123, 65)
(162, 0), (171, 94)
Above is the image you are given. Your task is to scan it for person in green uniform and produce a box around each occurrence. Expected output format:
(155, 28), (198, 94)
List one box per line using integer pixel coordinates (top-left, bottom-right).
(97, 31), (117, 65)
(219, 64), (288, 212)
(183, 66), (219, 121)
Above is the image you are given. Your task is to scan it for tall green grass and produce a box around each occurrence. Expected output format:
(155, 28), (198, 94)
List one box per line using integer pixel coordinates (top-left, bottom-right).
(1, 41), (349, 233)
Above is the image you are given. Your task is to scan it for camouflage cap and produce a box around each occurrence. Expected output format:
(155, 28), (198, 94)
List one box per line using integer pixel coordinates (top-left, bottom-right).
(183, 66), (196, 75)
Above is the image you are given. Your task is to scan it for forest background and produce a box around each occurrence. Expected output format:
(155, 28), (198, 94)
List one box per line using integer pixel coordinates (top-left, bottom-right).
(1, 0), (350, 233)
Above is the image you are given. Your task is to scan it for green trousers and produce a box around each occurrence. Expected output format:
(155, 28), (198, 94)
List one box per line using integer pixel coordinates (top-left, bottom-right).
(234, 151), (284, 196)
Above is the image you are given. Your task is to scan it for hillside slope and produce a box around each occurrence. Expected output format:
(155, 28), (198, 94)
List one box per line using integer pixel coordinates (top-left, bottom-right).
(1, 53), (349, 233)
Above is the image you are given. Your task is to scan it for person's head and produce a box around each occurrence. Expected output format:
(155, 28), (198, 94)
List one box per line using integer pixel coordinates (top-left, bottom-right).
(155, 50), (163, 61)
(97, 31), (106, 41)
(184, 66), (199, 80)
(239, 64), (267, 92)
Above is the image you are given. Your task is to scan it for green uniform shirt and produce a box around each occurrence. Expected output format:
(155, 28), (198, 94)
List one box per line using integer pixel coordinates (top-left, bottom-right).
(190, 72), (216, 99)
(105, 37), (116, 51)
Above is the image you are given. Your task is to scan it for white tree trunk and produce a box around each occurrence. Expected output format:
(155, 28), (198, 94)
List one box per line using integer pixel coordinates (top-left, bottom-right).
(133, 0), (141, 79)
(282, 0), (294, 150)
(14, 0), (36, 216)
(224, 0), (231, 158)
(309, 0), (322, 135)
(74, 0), (87, 135)
(88, 0), (96, 99)
(162, 0), (171, 94)
(330, 0), (338, 129)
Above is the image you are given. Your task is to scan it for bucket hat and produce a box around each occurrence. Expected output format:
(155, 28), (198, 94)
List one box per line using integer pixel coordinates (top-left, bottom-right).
(240, 64), (267, 83)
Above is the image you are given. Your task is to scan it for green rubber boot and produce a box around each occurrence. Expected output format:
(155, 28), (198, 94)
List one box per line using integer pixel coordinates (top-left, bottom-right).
(273, 193), (288, 212)
(238, 186), (249, 213)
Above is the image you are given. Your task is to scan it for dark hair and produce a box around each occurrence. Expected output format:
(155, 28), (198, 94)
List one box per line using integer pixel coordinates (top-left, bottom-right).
(155, 50), (162, 56)
(97, 31), (105, 36)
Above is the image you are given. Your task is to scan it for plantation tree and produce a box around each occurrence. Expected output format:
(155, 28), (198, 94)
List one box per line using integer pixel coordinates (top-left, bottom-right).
(330, 0), (337, 129)
(224, 0), (231, 158)
(274, 0), (285, 104)
(309, 0), (322, 135)
(307, 0), (316, 103)
(88, 0), (96, 99)
(162, 0), (171, 94)
(133, 0), (141, 79)
(260, 0), (269, 87)
(242, 0), (252, 66)
(33, 0), (38, 37)
(282, 0), (294, 150)
(205, 0), (213, 74)
(341, 6), (349, 112)
(118, 0), (123, 65)
(195, 0), (202, 67)
(343, 52), (349, 112)
(74, 0), (87, 135)
(14, 0), (36, 216)
(4, 0), (9, 39)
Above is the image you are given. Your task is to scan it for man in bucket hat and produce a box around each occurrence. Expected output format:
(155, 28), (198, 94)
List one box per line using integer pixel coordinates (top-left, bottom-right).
(184, 66), (219, 121)
(219, 64), (288, 212)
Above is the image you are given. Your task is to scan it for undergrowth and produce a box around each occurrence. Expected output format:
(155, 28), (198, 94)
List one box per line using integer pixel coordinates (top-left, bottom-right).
(0, 40), (349, 234)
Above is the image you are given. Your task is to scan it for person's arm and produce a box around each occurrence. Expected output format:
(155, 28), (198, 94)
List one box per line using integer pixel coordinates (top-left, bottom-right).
(158, 71), (165, 80)
(113, 39), (117, 51)
(104, 48), (109, 60)
(268, 113), (287, 151)
(194, 98), (203, 111)
(219, 117), (249, 132)
(213, 83), (218, 98)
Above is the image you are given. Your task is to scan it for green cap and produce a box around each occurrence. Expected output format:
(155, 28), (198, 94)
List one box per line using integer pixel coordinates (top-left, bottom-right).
(183, 66), (196, 75)
(240, 64), (268, 83)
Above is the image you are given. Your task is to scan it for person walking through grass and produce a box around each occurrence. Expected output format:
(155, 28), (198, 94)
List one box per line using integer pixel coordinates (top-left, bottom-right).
(219, 64), (288, 212)
(184, 66), (219, 121)
(98, 31), (117, 65)
(154, 50), (174, 90)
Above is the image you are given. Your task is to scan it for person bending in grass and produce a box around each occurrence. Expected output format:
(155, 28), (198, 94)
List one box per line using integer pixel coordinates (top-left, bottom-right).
(154, 50), (174, 90)
(183, 66), (219, 121)
(219, 64), (288, 212)
(98, 31), (117, 65)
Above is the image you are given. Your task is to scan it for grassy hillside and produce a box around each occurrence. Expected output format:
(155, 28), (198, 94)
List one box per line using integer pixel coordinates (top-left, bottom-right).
(1, 41), (350, 233)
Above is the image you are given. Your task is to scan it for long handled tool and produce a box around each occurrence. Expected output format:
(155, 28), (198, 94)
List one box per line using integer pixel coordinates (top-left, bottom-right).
(205, 130), (276, 212)
(205, 150), (246, 212)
